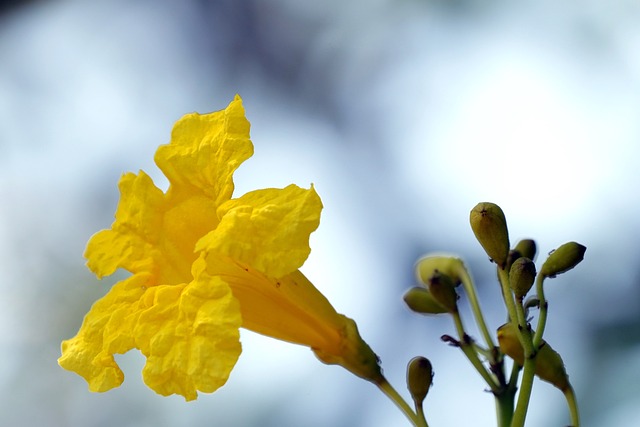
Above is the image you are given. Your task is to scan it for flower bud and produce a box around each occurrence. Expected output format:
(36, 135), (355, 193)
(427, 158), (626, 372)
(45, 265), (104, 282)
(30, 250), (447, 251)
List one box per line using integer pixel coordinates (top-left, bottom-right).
(539, 242), (586, 278)
(505, 249), (521, 273)
(469, 202), (510, 268)
(415, 254), (468, 287)
(426, 271), (458, 313)
(514, 239), (537, 261)
(497, 323), (570, 391)
(406, 356), (433, 405)
(509, 257), (536, 299)
(403, 287), (448, 315)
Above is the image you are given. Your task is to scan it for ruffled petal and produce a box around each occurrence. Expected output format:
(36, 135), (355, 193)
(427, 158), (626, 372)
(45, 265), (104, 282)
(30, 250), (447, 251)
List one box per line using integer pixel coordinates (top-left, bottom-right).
(59, 259), (243, 401)
(61, 95), (376, 399)
(86, 97), (255, 285)
(155, 95), (253, 207)
(58, 274), (151, 392)
(196, 184), (322, 278)
(134, 258), (242, 401)
(85, 172), (165, 279)
(85, 173), (224, 286)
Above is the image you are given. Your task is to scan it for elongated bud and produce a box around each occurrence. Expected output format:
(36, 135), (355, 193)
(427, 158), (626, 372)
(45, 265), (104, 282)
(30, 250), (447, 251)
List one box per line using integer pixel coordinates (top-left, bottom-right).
(403, 287), (448, 315)
(426, 271), (458, 313)
(497, 323), (570, 391)
(415, 254), (468, 287)
(509, 257), (536, 299)
(406, 356), (433, 405)
(540, 242), (586, 278)
(470, 202), (510, 268)
(514, 239), (537, 261)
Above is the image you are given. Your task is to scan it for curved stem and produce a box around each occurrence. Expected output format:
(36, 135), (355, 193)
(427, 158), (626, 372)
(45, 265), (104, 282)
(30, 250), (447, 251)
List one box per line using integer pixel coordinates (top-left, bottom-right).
(497, 268), (519, 325)
(376, 378), (427, 427)
(452, 311), (500, 391)
(458, 267), (496, 351)
(564, 385), (580, 427)
(532, 275), (548, 348)
(415, 403), (428, 427)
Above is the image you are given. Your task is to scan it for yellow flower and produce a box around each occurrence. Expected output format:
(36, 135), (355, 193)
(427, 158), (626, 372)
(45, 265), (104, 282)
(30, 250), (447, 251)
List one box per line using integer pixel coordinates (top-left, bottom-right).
(59, 96), (382, 401)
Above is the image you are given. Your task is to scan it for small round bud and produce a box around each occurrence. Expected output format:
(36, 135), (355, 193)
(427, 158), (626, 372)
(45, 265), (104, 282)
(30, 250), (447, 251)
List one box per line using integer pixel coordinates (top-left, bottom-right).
(509, 257), (536, 299)
(415, 254), (468, 287)
(540, 242), (586, 278)
(514, 239), (537, 261)
(505, 249), (522, 272)
(426, 271), (458, 313)
(406, 356), (433, 405)
(403, 287), (448, 315)
(469, 202), (510, 268)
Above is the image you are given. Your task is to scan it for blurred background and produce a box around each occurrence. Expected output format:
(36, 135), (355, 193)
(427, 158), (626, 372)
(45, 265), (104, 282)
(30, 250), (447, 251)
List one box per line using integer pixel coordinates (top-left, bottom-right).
(1, 0), (639, 426)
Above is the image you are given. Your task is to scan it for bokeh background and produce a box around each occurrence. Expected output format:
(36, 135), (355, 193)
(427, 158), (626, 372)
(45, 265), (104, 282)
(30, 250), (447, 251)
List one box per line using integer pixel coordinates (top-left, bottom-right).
(1, 1), (639, 426)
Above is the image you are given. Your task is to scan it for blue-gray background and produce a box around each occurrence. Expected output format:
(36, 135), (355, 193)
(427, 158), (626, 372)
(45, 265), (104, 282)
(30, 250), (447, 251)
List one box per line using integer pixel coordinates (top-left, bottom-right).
(1, 1), (639, 426)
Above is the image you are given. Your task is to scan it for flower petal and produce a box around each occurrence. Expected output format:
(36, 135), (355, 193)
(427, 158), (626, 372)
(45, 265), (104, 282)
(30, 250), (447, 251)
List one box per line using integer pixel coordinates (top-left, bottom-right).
(196, 184), (322, 278)
(85, 172), (165, 279)
(155, 94), (253, 207)
(134, 258), (242, 401)
(86, 96), (255, 285)
(85, 172), (223, 285)
(58, 274), (151, 392)
(59, 259), (243, 401)
(203, 258), (383, 383)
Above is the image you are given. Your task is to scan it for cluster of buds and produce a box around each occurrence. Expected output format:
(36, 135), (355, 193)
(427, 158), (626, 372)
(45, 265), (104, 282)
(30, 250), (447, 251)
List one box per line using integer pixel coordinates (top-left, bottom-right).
(402, 202), (586, 427)
(403, 255), (469, 315)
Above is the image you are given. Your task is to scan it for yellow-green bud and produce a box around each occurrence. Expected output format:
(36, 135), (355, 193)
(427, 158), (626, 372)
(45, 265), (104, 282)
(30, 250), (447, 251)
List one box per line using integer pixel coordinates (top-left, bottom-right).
(426, 271), (458, 313)
(403, 287), (448, 315)
(540, 242), (586, 278)
(509, 257), (536, 299)
(406, 356), (433, 405)
(469, 202), (510, 268)
(514, 239), (537, 261)
(497, 323), (570, 391)
(505, 249), (521, 272)
(415, 254), (468, 287)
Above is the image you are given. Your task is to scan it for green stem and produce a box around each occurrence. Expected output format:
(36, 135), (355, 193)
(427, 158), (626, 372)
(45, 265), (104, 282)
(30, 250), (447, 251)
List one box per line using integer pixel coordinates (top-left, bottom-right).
(564, 385), (580, 427)
(452, 311), (500, 391)
(376, 378), (427, 427)
(532, 275), (548, 348)
(507, 358), (522, 391)
(497, 268), (519, 325)
(511, 357), (536, 427)
(498, 267), (535, 355)
(514, 298), (528, 333)
(458, 267), (496, 351)
(498, 267), (539, 427)
(415, 403), (428, 427)
(495, 389), (516, 427)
